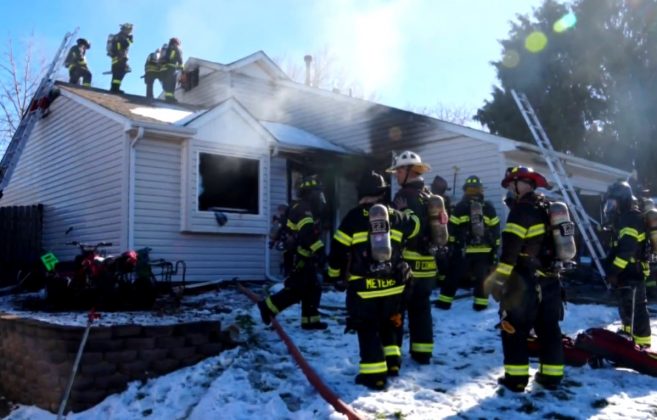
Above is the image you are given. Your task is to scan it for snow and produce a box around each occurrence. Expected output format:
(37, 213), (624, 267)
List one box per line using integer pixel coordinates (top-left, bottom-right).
(129, 106), (200, 124)
(3, 285), (657, 420)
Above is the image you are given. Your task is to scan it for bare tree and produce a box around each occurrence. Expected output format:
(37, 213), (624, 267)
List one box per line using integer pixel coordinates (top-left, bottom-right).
(274, 46), (379, 101)
(0, 34), (47, 152)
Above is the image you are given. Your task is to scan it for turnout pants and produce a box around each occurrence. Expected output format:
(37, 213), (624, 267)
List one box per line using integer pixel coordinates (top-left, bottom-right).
(500, 271), (564, 389)
(347, 288), (403, 382)
(111, 58), (129, 92)
(144, 71), (160, 99)
(265, 262), (322, 326)
(438, 253), (493, 309)
(161, 67), (177, 101)
(616, 275), (652, 347)
(68, 65), (92, 86)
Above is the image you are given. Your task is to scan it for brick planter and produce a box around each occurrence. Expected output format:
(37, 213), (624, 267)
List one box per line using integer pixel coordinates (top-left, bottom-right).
(0, 314), (231, 414)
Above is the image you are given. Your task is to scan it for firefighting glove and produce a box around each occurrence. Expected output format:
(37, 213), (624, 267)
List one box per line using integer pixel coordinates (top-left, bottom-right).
(484, 271), (507, 303)
(334, 278), (348, 292)
(396, 261), (412, 285)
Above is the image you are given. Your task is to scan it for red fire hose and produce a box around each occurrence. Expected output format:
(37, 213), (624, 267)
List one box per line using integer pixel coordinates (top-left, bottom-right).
(238, 284), (363, 420)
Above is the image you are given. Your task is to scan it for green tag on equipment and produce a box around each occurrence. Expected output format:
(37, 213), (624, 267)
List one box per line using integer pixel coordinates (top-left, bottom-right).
(41, 252), (59, 272)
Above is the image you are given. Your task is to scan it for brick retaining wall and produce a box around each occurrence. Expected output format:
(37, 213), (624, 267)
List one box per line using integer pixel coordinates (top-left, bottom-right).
(0, 314), (229, 413)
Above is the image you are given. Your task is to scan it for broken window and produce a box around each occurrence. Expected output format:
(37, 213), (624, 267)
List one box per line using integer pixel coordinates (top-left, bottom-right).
(197, 152), (259, 214)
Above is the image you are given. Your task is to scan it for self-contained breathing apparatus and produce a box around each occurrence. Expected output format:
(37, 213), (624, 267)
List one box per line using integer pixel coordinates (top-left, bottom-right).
(369, 203), (393, 274)
(427, 193), (449, 254)
(548, 201), (577, 268)
(469, 199), (485, 244)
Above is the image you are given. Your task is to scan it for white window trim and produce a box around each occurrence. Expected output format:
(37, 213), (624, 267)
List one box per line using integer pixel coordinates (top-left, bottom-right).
(181, 142), (269, 234)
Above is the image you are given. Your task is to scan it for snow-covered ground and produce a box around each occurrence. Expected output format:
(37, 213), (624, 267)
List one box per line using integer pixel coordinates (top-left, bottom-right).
(3, 285), (657, 420)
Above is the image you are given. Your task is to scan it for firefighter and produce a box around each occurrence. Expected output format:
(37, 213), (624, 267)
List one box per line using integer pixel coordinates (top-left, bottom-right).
(486, 166), (565, 392)
(387, 150), (436, 364)
(109, 23), (133, 93)
(430, 175), (452, 288)
(437, 175), (500, 311)
(602, 180), (652, 348)
(327, 171), (419, 390)
(65, 38), (92, 86)
(144, 46), (163, 99)
(161, 37), (183, 103)
(257, 175), (327, 330)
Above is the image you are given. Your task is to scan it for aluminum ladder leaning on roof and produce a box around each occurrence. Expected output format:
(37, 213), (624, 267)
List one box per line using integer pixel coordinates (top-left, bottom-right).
(510, 89), (607, 283)
(0, 28), (78, 195)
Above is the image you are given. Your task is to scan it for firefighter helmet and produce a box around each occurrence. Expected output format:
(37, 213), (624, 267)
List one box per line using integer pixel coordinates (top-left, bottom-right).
(501, 166), (549, 189)
(604, 180), (635, 212)
(120, 23), (133, 32)
(169, 37), (181, 46)
(386, 150), (431, 174)
(298, 175), (322, 193)
(76, 38), (90, 48)
(357, 171), (388, 198)
(463, 175), (483, 190)
(431, 175), (450, 195)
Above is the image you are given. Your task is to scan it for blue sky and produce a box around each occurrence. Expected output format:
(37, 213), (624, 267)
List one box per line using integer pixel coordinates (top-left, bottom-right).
(3, 0), (545, 113)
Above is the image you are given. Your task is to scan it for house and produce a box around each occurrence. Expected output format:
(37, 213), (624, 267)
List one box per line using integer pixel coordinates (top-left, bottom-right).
(0, 50), (628, 281)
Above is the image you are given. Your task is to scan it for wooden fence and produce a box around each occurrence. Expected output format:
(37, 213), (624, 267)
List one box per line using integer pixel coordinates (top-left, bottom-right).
(0, 205), (43, 285)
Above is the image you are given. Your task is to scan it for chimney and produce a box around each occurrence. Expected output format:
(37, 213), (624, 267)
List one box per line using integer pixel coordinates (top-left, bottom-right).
(304, 55), (312, 86)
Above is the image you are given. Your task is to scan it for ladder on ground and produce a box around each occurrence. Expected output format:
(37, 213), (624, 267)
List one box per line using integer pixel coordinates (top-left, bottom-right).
(510, 89), (607, 279)
(0, 29), (78, 194)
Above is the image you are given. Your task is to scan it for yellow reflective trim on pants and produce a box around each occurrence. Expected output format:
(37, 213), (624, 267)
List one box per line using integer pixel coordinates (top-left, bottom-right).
(621, 325), (632, 334)
(410, 342), (433, 354)
(384, 345), (401, 357)
(647, 280), (657, 287)
(328, 267), (340, 278)
(504, 364), (529, 376)
(473, 297), (488, 306)
(333, 230), (352, 246)
(539, 364), (564, 377)
(496, 263), (513, 276)
(438, 294), (453, 303)
(613, 256), (628, 269)
(359, 361), (388, 374)
(301, 315), (321, 324)
(356, 285), (405, 299)
(265, 297), (280, 315)
(634, 335), (652, 346)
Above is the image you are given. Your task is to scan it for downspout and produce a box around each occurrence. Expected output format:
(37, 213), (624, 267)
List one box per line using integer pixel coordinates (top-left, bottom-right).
(128, 127), (145, 250)
(265, 144), (284, 282)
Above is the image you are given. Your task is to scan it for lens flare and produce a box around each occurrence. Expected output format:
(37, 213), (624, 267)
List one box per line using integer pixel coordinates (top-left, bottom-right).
(501, 49), (520, 68)
(553, 12), (577, 33)
(525, 31), (548, 53)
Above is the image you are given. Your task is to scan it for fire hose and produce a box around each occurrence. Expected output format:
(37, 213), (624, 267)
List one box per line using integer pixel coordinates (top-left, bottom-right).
(237, 284), (363, 420)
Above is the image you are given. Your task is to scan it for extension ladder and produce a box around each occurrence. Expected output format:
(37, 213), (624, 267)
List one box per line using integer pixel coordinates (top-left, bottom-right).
(510, 89), (607, 279)
(0, 29), (78, 194)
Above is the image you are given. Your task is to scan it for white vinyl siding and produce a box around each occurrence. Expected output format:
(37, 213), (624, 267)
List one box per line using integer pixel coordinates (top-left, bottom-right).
(268, 156), (287, 279)
(133, 136), (268, 281)
(0, 96), (127, 261)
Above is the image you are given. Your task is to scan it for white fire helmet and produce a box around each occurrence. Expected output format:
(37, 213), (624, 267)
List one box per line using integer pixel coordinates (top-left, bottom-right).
(386, 150), (431, 174)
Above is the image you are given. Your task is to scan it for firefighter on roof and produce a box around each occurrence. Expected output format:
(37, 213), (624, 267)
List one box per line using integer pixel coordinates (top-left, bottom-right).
(437, 175), (500, 311)
(160, 37), (183, 103)
(603, 180), (652, 348)
(144, 45), (163, 99)
(327, 171), (419, 390)
(387, 150), (437, 365)
(485, 166), (566, 392)
(257, 175), (328, 330)
(109, 23), (133, 93)
(65, 38), (92, 87)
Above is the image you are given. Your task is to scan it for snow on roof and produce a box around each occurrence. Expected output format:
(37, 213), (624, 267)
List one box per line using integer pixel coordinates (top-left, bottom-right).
(129, 106), (196, 124)
(261, 121), (353, 154)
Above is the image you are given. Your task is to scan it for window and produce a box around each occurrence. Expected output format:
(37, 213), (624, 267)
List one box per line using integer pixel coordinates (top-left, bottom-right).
(197, 152), (259, 214)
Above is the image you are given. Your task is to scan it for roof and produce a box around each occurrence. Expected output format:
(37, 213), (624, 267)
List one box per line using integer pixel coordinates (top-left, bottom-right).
(260, 121), (356, 154)
(57, 83), (207, 126)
